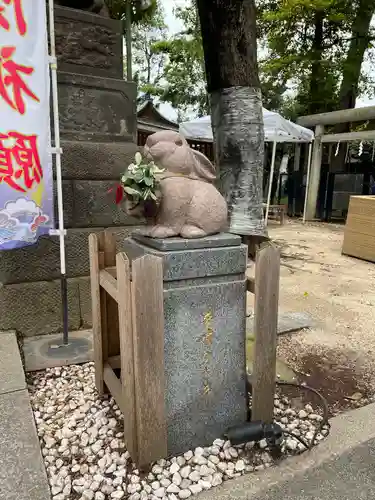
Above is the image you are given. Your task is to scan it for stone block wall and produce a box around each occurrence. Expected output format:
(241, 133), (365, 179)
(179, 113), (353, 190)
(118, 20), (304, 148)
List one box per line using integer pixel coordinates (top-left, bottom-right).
(0, 6), (141, 337)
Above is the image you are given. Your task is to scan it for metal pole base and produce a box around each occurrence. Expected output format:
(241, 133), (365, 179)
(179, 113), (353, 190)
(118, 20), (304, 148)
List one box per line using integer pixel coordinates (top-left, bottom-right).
(46, 337), (91, 359)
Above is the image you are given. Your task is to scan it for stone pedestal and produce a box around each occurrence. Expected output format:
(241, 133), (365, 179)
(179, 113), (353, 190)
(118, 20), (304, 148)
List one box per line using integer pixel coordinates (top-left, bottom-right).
(124, 233), (248, 455)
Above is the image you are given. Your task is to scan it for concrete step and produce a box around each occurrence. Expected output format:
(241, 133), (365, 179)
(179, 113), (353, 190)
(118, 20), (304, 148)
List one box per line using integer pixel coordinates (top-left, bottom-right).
(0, 332), (50, 500)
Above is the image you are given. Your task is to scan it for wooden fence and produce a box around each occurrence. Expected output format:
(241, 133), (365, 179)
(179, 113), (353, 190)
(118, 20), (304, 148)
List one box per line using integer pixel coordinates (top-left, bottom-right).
(247, 243), (280, 423)
(89, 230), (167, 466)
(89, 231), (280, 464)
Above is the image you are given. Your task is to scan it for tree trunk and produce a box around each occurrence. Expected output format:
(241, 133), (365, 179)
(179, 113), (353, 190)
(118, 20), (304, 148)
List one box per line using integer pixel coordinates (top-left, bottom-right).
(331, 0), (375, 171)
(308, 11), (324, 115)
(196, 0), (267, 240)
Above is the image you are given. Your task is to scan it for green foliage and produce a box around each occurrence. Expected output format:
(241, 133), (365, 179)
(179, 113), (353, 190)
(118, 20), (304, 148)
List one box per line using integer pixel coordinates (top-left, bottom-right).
(130, 6), (168, 100)
(105, 0), (157, 24)
(154, 0), (209, 116)
(121, 152), (164, 201)
(258, 0), (375, 116)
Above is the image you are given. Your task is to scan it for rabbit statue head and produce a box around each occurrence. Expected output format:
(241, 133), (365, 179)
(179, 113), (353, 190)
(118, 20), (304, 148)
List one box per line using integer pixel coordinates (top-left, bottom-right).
(144, 130), (217, 182)
(137, 131), (228, 239)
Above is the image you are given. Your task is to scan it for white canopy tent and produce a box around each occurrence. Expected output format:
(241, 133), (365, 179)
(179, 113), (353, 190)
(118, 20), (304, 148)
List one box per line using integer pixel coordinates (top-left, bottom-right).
(179, 109), (314, 224)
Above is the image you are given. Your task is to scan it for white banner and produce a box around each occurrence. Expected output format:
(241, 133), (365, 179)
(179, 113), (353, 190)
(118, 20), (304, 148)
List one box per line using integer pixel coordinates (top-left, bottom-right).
(0, 0), (54, 250)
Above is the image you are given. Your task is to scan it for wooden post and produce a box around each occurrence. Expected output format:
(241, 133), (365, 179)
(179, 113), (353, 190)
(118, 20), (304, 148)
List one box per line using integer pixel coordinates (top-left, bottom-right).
(116, 252), (138, 460)
(305, 124), (324, 221)
(132, 254), (167, 466)
(89, 233), (104, 394)
(251, 244), (280, 423)
(103, 230), (120, 358)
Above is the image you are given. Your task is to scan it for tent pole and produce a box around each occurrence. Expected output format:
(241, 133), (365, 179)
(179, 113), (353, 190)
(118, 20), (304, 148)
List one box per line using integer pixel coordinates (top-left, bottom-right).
(303, 142), (313, 224)
(265, 141), (277, 225)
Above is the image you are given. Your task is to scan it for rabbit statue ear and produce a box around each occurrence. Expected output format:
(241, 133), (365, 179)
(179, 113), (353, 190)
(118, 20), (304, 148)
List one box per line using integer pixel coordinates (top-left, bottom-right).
(191, 150), (217, 182)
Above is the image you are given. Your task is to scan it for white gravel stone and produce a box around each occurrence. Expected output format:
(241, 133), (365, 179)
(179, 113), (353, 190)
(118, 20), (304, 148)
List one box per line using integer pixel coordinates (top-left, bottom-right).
(154, 487), (165, 498)
(172, 472), (182, 486)
(82, 490), (95, 500)
(213, 439), (224, 448)
(192, 455), (207, 465)
(286, 438), (298, 451)
(111, 491), (125, 499)
(179, 466), (191, 479)
(190, 483), (203, 495)
(170, 463), (180, 475)
(178, 489), (191, 499)
(129, 494), (141, 500)
(259, 439), (268, 449)
(180, 479), (191, 489)
(208, 455), (220, 464)
(167, 484), (180, 494)
(198, 480), (211, 490)
(29, 364), (328, 500)
(235, 460), (245, 472)
(188, 470), (200, 482)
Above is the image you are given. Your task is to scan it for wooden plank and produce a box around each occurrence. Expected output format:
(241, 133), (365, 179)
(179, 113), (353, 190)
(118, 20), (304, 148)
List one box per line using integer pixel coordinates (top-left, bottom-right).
(116, 252), (138, 460)
(108, 355), (121, 370)
(99, 270), (118, 302)
(247, 277), (255, 294)
(132, 254), (167, 465)
(251, 244), (280, 423)
(342, 196), (375, 262)
(89, 233), (104, 394)
(103, 363), (128, 417)
(103, 230), (120, 357)
(297, 105), (375, 127)
(98, 234), (109, 371)
(321, 130), (375, 143)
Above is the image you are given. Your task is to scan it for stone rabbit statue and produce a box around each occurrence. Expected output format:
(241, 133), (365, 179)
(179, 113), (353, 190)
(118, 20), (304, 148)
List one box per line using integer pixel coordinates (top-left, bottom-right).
(139, 130), (228, 239)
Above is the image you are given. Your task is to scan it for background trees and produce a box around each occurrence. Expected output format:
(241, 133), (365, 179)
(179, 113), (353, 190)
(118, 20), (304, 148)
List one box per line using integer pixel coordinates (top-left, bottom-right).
(114, 0), (375, 122)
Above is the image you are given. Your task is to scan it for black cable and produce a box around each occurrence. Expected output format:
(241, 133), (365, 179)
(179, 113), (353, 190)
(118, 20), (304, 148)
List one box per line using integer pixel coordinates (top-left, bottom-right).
(282, 430), (309, 451)
(275, 380), (331, 449)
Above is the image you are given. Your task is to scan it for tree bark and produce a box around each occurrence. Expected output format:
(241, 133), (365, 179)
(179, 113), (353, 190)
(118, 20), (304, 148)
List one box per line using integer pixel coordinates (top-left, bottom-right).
(308, 11), (324, 115)
(197, 0), (267, 239)
(331, 0), (375, 171)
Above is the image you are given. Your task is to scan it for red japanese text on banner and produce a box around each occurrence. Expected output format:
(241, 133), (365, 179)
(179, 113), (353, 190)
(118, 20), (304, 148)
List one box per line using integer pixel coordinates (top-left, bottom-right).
(0, 0), (53, 250)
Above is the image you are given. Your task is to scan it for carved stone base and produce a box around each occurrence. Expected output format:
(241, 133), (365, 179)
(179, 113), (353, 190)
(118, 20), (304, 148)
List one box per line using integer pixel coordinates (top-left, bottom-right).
(123, 233), (248, 456)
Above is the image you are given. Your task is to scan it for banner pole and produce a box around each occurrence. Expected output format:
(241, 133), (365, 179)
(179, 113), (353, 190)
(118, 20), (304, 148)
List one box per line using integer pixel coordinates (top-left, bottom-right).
(48, 0), (69, 345)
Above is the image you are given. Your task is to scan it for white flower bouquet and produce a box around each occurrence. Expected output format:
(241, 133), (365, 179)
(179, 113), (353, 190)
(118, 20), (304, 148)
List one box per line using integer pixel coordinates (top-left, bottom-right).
(112, 152), (164, 220)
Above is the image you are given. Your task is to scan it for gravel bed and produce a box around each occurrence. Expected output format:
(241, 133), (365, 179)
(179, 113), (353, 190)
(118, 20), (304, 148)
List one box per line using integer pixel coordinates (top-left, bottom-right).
(28, 363), (329, 500)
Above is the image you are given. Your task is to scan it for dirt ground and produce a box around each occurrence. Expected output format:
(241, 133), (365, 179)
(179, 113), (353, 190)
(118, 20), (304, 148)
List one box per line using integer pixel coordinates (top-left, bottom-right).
(248, 220), (375, 415)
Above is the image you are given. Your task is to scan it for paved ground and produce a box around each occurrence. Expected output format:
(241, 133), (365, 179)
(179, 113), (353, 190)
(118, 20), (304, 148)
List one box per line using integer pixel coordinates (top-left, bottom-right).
(200, 402), (375, 500)
(255, 439), (375, 500)
(0, 331), (50, 500)
(248, 220), (375, 413)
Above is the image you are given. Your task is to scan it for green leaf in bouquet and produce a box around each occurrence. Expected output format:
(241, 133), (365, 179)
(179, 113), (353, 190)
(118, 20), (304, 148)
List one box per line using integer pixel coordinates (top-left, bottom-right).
(133, 169), (144, 182)
(135, 152), (142, 165)
(150, 163), (165, 175)
(124, 186), (142, 197)
(144, 176), (154, 186)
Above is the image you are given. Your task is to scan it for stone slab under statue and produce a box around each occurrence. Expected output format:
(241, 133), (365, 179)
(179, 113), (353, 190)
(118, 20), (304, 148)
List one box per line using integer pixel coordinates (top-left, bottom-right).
(123, 232), (248, 455)
(130, 130), (228, 239)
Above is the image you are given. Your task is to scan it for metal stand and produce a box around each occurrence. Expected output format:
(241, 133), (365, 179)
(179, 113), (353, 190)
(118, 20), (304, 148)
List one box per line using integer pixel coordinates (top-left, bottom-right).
(47, 0), (89, 356)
